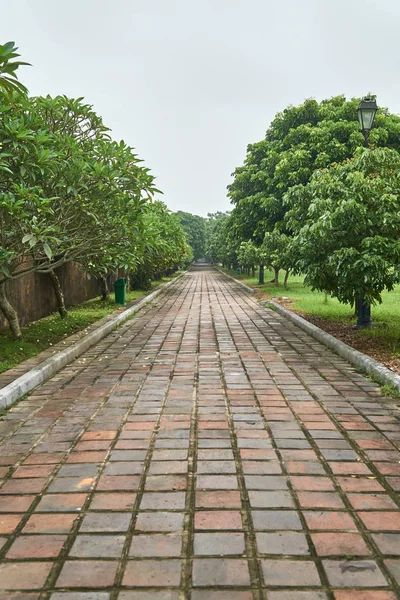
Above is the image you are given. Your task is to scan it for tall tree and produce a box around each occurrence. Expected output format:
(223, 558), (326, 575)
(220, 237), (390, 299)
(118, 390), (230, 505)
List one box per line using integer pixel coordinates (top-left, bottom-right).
(131, 201), (190, 289)
(285, 148), (400, 310)
(205, 212), (239, 268)
(0, 94), (158, 323)
(227, 95), (400, 247)
(175, 211), (206, 260)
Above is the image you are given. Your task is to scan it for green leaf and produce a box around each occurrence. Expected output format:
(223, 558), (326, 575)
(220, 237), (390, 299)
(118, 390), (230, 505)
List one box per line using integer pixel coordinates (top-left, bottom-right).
(43, 242), (52, 260)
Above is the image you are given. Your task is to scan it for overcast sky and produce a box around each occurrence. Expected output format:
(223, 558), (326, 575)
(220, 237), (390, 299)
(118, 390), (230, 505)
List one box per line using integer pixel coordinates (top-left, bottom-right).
(2, 0), (400, 216)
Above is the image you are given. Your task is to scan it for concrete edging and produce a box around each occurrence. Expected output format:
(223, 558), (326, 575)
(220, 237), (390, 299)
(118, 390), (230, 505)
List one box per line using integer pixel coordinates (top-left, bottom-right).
(215, 267), (255, 293)
(0, 274), (184, 409)
(266, 300), (400, 393)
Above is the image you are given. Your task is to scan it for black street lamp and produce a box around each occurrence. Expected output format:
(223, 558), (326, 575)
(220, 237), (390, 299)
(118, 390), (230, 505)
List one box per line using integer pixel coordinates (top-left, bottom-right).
(355, 96), (378, 328)
(357, 97), (378, 148)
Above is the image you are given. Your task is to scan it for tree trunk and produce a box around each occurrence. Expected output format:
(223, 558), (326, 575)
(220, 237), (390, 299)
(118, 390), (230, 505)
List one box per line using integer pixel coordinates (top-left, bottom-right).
(125, 270), (131, 292)
(354, 296), (361, 317)
(0, 282), (22, 339)
(48, 270), (68, 318)
(274, 267), (280, 286)
(283, 270), (290, 288)
(355, 296), (372, 328)
(259, 265), (264, 285)
(251, 267), (255, 277)
(100, 275), (109, 301)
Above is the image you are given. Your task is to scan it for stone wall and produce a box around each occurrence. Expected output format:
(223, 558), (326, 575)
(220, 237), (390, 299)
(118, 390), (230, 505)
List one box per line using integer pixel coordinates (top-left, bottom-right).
(0, 263), (117, 330)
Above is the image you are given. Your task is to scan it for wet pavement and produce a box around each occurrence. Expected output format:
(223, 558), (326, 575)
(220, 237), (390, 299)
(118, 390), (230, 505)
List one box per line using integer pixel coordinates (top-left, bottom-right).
(0, 265), (399, 599)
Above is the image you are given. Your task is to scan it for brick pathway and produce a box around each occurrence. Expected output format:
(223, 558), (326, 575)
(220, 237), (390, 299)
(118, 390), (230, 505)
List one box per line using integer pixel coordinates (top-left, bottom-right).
(0, 265), (400, 600)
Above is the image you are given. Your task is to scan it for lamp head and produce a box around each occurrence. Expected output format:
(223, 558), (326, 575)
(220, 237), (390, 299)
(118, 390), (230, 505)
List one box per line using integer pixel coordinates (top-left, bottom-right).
(357, 97), (378, 132)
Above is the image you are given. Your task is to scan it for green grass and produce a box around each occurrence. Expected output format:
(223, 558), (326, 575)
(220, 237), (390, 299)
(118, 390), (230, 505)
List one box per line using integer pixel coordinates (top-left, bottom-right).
(381, 383), (400, 399)
(0, 275), (179, 375)
(221, 267), (400, 359)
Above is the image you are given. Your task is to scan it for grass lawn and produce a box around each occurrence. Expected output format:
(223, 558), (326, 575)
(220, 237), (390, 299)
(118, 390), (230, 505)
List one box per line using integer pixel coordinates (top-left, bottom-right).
(0, 274), (179, 375)
(221, 267), (400, 375)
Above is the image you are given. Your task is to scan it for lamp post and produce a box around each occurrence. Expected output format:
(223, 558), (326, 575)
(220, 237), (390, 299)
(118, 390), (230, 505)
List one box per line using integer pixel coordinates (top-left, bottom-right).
(355, 97), (378, 329)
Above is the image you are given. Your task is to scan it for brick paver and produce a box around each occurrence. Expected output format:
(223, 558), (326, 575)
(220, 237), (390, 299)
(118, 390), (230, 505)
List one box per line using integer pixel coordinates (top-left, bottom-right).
(0, 265), (400, 598)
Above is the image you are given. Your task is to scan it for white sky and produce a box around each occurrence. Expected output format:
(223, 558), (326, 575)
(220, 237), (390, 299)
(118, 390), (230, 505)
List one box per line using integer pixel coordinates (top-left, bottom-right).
(2, 0), (400, 216)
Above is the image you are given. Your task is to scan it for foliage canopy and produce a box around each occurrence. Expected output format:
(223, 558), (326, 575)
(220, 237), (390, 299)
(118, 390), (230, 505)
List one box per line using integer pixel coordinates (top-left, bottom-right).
(285, 147), (400, 305)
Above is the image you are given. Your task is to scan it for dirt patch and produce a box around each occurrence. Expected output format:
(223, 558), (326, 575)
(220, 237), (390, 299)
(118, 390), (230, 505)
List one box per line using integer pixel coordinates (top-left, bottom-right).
(306, 315), (400, 376)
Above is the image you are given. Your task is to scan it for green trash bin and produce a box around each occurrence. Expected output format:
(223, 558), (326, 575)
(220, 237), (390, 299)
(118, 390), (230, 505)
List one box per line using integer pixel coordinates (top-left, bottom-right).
(114, 278), (126, 305)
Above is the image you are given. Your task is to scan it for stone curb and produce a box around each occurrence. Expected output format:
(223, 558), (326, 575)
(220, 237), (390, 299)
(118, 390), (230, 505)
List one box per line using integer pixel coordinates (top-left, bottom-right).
(266, 300), (400, 393)
(215, 268), (255, 293)
(0, 274), (185, 409)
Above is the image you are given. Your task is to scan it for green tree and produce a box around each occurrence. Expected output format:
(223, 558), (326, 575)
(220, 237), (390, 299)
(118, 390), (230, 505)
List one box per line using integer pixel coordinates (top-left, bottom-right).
(205, 212), (240, 268)
(0, 43), (188, 339)
(0, 93), (57, 337)
(227, 96), (400, 275)
(131, 201), (189, 289)
(237, 240), (261, 276)
(175, 211), (206, 260)
(261, 230), (293, 287)
(285, 148), (400, 311)
(0, 93), (158, 329)
(205, 212), (229, 264)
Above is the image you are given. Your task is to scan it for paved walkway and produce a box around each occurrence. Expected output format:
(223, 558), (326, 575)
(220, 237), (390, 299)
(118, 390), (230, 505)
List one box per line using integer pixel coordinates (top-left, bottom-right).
(0, 266), (400, 600)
